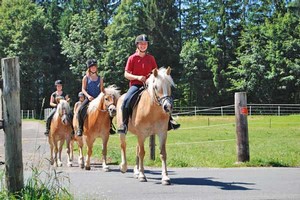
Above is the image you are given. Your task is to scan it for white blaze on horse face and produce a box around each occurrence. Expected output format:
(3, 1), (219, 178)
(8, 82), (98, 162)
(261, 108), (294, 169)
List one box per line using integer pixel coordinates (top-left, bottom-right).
(161, 81), (173, 113)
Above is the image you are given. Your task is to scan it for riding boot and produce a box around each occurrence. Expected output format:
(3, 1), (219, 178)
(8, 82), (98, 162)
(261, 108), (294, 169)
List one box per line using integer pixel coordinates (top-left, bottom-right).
(118, 108), (129, 134)
(76, 104), (88, 136)
(168, 116), (180, 131)
(76, 110), (84, 136)
(44, 116), (51, 136)
(109, 117), (116, 135)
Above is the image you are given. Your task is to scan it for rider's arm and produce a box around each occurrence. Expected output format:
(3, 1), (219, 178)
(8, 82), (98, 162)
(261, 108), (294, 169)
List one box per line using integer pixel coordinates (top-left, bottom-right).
(82, 76), (93, 101)
(124, 71), (146, 82)
(49, 94), (57, 107)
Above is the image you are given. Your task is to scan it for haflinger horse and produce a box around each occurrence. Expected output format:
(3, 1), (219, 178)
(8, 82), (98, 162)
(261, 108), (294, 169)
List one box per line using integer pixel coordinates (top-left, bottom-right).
(73, 85), (120, 171)
(117, 67), (175, 185)
(48, 99), (73, 167)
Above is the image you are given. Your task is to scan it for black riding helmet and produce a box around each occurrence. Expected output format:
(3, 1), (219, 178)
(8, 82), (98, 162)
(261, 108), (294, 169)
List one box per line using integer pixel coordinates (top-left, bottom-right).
(135, 34), (149, 45)
(86, 59), (97, 68)
(55, 80), (62, 85)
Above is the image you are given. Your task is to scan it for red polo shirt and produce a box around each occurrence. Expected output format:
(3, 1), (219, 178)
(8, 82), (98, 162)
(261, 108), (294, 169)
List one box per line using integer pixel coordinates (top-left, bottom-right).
(125, 52), (157, 86)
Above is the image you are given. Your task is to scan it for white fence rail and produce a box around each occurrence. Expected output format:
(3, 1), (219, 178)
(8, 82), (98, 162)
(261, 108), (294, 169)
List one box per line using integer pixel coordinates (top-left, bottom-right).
(21, 110), (35, 119)
(22, 104), (300, 120)
(173, 104), (300, 116)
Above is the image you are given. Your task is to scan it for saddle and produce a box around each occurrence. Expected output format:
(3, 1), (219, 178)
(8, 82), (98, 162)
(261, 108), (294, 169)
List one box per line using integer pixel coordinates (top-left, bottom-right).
(127, 86), (145, 118)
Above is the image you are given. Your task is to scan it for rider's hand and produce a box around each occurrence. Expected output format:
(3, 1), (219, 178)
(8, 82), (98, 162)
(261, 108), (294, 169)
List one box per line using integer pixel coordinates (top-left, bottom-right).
(137, 76), (146, 82)
(88, 95), (94, 101)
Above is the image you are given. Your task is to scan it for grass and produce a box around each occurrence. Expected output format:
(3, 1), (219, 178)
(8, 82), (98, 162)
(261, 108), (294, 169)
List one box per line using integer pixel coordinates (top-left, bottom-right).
(86, 115), (300, 168)
(0, 166), (72, 199)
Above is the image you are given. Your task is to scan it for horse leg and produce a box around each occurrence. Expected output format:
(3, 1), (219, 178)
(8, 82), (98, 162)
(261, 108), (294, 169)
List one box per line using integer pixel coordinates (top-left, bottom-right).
(76, 137), (84, 169)
(57, 139), (64, 167)
(159, 134), (170, 185)
(49, 138), (54, 165)
(119, 133), (127, 173)
(85, 137), (95, 170)
(54, 142), (58, 167)
(101, 135), (109, 172)
(66, 134), (72, 167)
(133, 145), (139, 178)
(137, 138), (147, 182)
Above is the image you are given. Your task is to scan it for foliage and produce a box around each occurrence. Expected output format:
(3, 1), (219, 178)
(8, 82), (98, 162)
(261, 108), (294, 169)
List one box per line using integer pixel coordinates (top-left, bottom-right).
(0, 167), (72, 199)
(61, 10), (106, 77)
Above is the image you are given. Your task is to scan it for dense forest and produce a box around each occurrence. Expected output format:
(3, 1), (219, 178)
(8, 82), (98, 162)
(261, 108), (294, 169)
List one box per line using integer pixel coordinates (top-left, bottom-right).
(0, 0), (299, 116)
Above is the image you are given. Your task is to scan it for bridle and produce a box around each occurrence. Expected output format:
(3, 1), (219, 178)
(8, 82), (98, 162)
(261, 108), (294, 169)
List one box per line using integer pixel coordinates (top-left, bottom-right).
(97, 95), (116, 113)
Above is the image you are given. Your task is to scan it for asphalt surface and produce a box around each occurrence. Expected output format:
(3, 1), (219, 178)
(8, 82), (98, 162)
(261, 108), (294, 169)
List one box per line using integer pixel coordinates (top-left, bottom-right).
(0, 121), (300, 200)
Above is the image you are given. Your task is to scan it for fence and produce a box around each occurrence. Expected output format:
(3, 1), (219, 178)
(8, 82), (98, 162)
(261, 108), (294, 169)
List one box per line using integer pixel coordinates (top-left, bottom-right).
(21, 110), (35, 119)
(173, 104), (300, 116)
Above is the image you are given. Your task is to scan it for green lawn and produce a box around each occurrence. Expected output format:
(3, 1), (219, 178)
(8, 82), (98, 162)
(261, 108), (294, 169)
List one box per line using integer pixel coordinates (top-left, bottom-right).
(76, 115), (300, 168)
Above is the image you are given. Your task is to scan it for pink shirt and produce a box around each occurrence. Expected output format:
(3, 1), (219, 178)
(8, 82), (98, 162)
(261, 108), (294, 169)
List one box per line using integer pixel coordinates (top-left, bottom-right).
(125, 52), (157, 86)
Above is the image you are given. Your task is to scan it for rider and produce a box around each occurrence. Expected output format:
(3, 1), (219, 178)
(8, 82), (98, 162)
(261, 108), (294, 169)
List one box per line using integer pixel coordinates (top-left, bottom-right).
(117, 34), (180, 134)
(73, 91), (85, 114)
(44, 80), (70, 136)
(76, 59), (102, 136)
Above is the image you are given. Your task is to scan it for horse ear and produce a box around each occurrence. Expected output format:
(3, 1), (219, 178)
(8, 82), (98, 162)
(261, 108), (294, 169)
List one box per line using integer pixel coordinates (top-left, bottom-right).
(153, 68), (158, 77)
(166, 66), (171, 75)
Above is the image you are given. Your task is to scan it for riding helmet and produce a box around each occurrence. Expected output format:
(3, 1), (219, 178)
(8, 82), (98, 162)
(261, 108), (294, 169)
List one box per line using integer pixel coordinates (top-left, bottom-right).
(55, 80), (63, 85)
(135, 34), (149, 45)
(78, 92), (84, 97)
(86, 59), (98, 68)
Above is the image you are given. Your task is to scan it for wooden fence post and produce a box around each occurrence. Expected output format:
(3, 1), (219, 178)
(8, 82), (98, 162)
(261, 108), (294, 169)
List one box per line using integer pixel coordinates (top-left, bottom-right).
(149, 135), (155, 160)
(1, 57), (24, 193)
(235, 92), (250, 163)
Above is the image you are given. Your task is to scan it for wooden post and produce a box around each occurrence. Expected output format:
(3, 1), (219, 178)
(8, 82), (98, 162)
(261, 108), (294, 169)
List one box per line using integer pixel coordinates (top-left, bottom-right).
(234, 92), (250, 163)
(1, 57), (24, 193)
(149, 135), (155, 160)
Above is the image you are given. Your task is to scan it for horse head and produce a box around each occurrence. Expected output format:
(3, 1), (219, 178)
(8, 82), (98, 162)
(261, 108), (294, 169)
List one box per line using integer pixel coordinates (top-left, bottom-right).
(56, 99), (71, 125)
(147, 66), (175, 114)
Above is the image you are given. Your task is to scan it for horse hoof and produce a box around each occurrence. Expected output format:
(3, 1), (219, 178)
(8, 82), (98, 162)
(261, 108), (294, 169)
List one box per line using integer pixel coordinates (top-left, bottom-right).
(80, 164), (84, 169)
(138, 176), (147, 182)
(67, 162), (72, 167)
(103, 167), (110, 172)
(119, 165), (127, 173)
(162, 179), (171, 185)
(85, 166), (91, 170)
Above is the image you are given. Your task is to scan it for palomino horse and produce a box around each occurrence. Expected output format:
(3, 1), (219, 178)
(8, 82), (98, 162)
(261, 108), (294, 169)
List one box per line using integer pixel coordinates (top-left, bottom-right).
(117, 67), (175, 185)
(48, 99), (73, 167)
(73, 85), (120, 171)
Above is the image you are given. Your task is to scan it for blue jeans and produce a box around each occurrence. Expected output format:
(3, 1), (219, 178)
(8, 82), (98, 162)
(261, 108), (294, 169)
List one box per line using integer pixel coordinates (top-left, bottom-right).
(121, 85), (143, 125)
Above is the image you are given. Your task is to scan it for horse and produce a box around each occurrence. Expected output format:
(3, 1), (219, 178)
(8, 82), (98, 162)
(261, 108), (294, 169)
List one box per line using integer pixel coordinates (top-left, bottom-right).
(73, 85), (120, 171)
(48, 99), (73, 167)
(116, 67), (175, 185)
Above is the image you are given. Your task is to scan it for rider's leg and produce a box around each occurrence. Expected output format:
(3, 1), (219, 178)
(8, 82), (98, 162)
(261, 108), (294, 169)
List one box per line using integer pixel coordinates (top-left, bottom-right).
(118, 85), (140, 134)
(76, 98), (89, 136)
(44, 108), (56, 136)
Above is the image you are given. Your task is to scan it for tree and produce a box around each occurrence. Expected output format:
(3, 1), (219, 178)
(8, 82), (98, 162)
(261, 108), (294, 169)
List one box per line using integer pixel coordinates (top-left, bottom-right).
(0, 0), (56, 112)
(61, 10), (106, 76)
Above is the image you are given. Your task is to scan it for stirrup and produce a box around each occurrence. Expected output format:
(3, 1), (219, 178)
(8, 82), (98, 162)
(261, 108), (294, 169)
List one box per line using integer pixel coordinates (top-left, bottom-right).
(117, 124), (127, 134)
(76, 129), (83, 136)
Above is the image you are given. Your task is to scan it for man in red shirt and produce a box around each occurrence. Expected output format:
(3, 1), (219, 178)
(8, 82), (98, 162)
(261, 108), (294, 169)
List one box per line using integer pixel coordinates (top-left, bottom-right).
(118, 34), (180, 134)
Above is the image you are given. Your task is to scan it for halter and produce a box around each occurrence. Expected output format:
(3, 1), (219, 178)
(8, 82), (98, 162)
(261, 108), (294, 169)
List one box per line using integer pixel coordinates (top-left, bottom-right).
(153, 91), (174, 107)
(97, 95), (115, 112)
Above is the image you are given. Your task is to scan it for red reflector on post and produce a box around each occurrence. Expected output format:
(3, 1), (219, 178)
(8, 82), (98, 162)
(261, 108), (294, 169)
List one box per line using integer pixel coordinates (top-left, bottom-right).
(241, 107), (248, 115)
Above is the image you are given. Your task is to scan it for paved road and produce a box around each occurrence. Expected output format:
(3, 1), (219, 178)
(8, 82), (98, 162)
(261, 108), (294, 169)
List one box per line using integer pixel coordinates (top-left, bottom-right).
(0, 121), (300, 200)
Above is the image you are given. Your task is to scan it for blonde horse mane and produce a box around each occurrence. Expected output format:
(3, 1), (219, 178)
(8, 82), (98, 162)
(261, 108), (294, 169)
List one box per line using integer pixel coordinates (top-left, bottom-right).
(54, 99), (71, 120)
(146, 67), (175, 102)
(88, 85), (121, 114)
